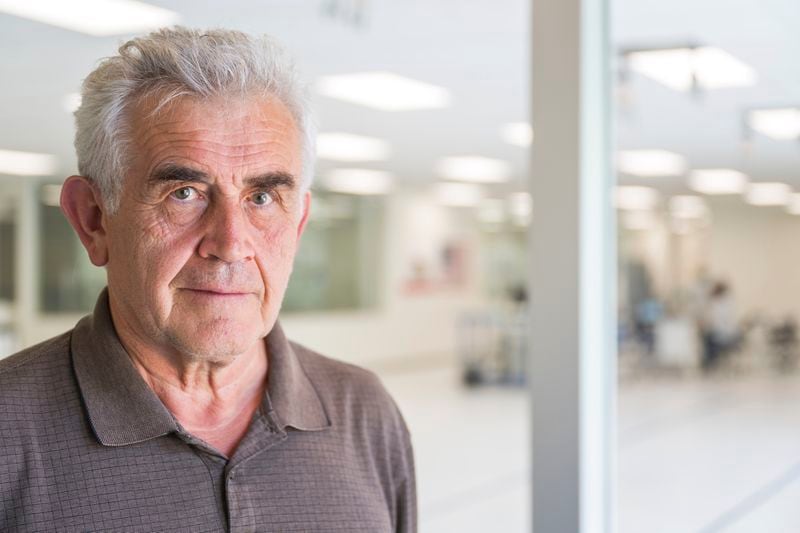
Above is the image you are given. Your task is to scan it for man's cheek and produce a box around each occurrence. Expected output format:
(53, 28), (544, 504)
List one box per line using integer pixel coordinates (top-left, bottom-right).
(262, 223), (300, 258)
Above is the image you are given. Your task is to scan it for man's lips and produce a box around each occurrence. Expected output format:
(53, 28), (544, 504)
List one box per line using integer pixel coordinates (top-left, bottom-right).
(181, 288), (254, 296)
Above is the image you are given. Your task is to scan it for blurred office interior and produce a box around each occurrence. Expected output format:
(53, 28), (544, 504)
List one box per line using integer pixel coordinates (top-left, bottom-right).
(0, 0), (799, 531)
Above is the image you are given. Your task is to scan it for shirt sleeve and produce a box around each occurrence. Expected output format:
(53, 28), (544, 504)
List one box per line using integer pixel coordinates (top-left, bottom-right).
(395, 436), (417, 533)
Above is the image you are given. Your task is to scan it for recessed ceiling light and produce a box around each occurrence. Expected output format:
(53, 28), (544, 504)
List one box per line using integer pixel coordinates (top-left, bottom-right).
(627, 46), (756, 92)
(669, 195), (707, 218)
(617, 149), (687, 177)
(63, 93), (81, 113)
(744, 182), (791, 206)
(0, 0), (180, 36)
(436, 182), (483, 207)
(688, 169), (748, 195)
(748, 108), (800, 141)
(615, 186), (659, 210)
(0, 149), (57, 176)
(316, 71), (450, 111)
(501, 122), (534, 147)
(436, 156), (511, 183)
(323, 168), (393, 195)
(317, 133), (390, 162)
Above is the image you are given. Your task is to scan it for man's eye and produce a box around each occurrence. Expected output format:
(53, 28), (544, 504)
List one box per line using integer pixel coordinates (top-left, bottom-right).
(171, 187), (197, 201)
(252, 192), (273, 206)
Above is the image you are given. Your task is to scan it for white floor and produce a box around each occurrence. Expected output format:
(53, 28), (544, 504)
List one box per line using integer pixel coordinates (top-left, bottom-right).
(379, 365), (800, 533)
(381, 367), (531, 533)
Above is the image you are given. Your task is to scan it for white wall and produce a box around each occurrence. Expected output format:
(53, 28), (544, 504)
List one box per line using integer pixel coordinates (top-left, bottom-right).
(619, 198), (800, 324)
(707, 198), (800, 321)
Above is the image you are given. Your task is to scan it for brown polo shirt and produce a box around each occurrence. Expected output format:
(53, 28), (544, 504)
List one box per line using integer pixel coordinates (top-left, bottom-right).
(0, 290), (416, 532)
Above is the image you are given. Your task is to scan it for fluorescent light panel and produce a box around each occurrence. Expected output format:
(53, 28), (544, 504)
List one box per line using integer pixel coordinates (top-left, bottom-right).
(694, 47), (757, 89)
(615, 186), (659, 210)
(317, 133), (390, 162)
(437, 182), (482, 207)
(617, 149), (687, 177)
(628, 48), (691, 91)
(436, 156), (511, 183)
(748, 108), (800, 140)
(689, 169), (748, 195)
(316, 72), (450, 111)
(0, 149), (57, 176)
(502, 122), (533, 147)
(323, 168), (393, 195)
(745, 182), (791, 206)
(628, 46), (756, 92)
(0, 0), (179, 36)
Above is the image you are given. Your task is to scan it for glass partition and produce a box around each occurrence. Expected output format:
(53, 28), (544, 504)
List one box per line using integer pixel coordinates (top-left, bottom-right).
(39, 184), (107, 313)
(283, 191), (382, 313)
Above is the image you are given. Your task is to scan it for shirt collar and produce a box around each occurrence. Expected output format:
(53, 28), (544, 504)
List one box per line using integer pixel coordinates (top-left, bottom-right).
(71, 288), (330, 447)
(264, 319), (331, 432)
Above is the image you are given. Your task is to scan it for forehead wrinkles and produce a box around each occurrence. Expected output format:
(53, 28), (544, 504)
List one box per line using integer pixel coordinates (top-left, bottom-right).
(142, 129), (296, 161)
(130, 97), (301, 178)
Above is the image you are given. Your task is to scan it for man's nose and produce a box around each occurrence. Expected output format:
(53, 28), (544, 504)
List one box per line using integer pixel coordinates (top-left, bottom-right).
(197, 199), (255, 263)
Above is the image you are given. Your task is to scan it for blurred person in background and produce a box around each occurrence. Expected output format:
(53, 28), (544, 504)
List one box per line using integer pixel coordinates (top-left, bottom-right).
(0, 27), (415, 532)
(701, 280), (738, 371)
(634, 295), (662, 357)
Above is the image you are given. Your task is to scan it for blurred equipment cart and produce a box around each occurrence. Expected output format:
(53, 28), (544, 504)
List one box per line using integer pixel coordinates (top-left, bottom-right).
(769, 317), (799, 370)
(459, 308), (528, 386)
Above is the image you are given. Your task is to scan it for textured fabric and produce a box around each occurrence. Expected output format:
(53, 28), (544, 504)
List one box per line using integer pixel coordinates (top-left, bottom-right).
(0, 290), (416, 532)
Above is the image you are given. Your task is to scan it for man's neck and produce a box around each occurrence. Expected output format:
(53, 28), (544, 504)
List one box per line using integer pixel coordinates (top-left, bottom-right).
(121, 336), (269, 458)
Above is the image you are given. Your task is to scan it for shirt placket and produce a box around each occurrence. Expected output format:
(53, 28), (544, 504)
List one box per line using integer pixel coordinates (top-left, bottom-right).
(225, 408), (288, 533)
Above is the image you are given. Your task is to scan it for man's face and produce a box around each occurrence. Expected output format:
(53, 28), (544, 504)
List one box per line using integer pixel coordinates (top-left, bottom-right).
(104, 95), (309, 362)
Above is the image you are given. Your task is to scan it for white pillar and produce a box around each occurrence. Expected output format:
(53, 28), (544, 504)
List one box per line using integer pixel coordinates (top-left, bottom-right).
(530, 0), (616, 530)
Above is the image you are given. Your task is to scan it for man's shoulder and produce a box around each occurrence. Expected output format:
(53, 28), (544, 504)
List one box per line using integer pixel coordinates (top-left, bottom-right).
(288, 340), (415, 492)
(289, 340), (407, 426)
(290, 340), (388, 397)
(0, 331), (73, 391)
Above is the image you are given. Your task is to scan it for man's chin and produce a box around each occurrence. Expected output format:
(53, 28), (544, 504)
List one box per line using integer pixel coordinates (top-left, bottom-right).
(164, 322), (265, 363)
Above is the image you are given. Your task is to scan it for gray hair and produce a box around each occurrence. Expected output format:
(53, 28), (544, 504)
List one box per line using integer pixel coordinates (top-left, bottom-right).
(74, 26), (316, 213)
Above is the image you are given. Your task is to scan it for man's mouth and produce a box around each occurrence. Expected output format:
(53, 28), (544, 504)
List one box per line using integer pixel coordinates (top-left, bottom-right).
(182, 287), (252, 296)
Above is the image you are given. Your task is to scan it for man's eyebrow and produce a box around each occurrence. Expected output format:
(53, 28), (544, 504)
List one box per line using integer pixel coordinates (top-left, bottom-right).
(149, 164), (210, 184)
(148, 165), (297, 189)
(245, 172), (297, 190)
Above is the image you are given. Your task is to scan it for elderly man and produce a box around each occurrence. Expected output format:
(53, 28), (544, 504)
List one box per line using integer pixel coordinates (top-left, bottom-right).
(0, 27), (415, 532)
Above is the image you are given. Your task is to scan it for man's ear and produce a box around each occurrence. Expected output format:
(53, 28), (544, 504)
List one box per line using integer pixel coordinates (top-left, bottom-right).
(296, 190), (311, 239)
(60, 176), (110, 266)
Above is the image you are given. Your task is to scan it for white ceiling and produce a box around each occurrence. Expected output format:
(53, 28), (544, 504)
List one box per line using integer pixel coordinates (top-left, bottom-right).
(614, 0), (800, 192)
(0, 0), (797, 198)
